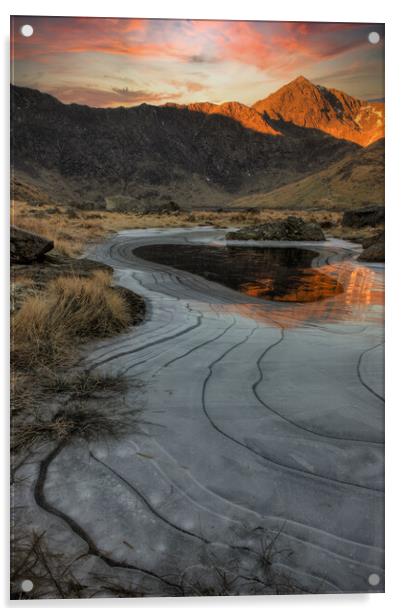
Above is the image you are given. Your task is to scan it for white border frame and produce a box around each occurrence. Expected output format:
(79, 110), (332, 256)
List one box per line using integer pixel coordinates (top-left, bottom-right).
(2, 1), (400, 613)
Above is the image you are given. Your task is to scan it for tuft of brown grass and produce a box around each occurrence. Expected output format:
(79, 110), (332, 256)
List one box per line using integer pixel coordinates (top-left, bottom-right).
(12, 401), (140, 451)
(11, 271), (131, 369)
(11, 373), (38, 415)
(40, 369), (130, 399)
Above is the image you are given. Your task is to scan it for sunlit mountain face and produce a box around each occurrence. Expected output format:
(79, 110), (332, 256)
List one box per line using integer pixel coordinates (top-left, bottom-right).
(252, 76), (384, 146)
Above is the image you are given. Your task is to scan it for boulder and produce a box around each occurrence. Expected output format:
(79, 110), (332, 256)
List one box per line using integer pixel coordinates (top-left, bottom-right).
(320, 220), (335, 229)
(362, 230), (384, 249)
(226, 216), (325, 241)
(342, 205), (384, 228)
(358, 231), (385, 262)
(11, 226), (54, 263)
(358, 242), (384, 263)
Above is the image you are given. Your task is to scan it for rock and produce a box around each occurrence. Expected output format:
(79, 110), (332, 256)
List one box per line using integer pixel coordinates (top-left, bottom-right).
(11, 226), (54, 263)
(358, 231), (384, 262)
(321, 220), (334, 229)
(362, 230), (384, 249)
(342, 205), (384, 228)
(226, 216), (325, 241)
(358, 242), (384, 263)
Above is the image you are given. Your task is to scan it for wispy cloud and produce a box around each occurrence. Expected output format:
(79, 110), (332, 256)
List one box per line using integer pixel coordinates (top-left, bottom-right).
(47, 85), (182, 107)
(10, 17), (385, 105)
(168, 79), (206, 93)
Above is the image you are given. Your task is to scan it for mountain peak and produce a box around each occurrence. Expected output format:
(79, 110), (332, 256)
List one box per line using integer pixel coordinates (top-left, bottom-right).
(252, 78), (384, 146)
(291, 75), (312, 85)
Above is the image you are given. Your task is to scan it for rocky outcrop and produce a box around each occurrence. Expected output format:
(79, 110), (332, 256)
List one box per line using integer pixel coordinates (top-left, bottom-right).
(358, 242), (384, 263)
(362, 230), (385, 249)
(342, 206), (384, 228)
(358, 230), (385, 262)
(11, 226), (54, 263)
(226, 216), (325, 242)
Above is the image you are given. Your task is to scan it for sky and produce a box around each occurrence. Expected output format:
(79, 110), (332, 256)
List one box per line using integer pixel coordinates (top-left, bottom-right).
(10, 17), (385, 108)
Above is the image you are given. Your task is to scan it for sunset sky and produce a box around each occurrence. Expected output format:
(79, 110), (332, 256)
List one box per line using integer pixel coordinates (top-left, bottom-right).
(10, 17), (384, 108)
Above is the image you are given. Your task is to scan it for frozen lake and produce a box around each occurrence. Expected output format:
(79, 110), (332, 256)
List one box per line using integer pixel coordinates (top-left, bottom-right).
(17, 227), (384, 596)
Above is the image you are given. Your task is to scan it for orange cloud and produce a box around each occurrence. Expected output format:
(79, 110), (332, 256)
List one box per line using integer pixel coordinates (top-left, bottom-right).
(11, 16), (201, 63)
(46, 84), (182, 107)
(10, 17), (384, 105)
(218, 21), (274, 69)
(169, 79), (205, 93)
(11, 17), (380, 70)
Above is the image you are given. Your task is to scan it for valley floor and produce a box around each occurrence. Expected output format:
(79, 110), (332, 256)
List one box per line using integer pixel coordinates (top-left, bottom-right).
(11, 227), (384, 597)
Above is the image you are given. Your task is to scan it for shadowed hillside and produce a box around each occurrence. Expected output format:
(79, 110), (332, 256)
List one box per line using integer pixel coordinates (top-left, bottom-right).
(232, 139), (384, 210)
(11, 84), (360, 210)
(11, 77), (384, 211)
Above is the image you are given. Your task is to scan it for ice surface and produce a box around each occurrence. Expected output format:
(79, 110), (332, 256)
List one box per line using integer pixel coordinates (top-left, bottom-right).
(14, 228), (384, 596)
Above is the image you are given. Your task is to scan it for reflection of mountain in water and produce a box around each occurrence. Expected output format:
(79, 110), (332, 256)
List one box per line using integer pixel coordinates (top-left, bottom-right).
(240, 269), (344, 302)
(216, 262), (384, 328)
(134, 244), (344, 303)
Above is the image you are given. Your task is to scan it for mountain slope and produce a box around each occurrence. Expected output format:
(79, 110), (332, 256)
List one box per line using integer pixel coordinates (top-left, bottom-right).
(167, 100), (281, 135)
(11, 84), (360, 209)
(253, 76), (384, 147)
(232, 138), (384, 210)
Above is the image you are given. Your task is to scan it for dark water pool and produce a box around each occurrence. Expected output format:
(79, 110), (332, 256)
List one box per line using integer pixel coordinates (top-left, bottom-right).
(134, 244), (344, 303)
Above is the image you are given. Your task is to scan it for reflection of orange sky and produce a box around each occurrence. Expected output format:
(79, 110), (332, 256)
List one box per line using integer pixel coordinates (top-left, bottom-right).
(209, 262), (384, 329)
(239, 268), (344, 303)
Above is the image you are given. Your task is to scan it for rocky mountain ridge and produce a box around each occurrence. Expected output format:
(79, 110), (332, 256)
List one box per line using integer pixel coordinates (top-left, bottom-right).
(11, 77), (384, 210)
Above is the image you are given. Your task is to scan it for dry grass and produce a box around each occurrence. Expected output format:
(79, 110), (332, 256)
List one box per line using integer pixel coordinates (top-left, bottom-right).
(12, 199), (345, 261)
(11, 531), (93, 599)
(12, 201), (205, 258)
(40, 369), (130, 399)
(11, 270), (131, 370)
(330, 224), (384, 243)
(11, 373), (38, 415)
(12, 414), (77, 451)
(12, 401), (139, 452)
